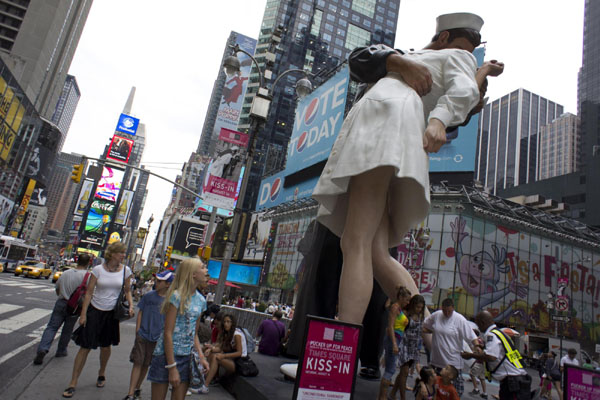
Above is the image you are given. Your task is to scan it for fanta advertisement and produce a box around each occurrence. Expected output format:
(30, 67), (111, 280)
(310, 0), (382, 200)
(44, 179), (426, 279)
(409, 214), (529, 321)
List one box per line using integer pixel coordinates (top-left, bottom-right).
(286, 66), (349, 175)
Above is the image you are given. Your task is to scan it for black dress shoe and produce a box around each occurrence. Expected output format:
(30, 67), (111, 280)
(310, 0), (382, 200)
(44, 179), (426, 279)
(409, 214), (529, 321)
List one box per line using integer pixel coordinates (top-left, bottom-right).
(33, 351), (46, 365)
(55, 351), (68, 357)
(359, 367), (380, 380)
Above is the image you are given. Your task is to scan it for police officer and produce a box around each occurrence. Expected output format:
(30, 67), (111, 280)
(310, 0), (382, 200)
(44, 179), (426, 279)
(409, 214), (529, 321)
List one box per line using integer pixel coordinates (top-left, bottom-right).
(461, 311), (538, 400)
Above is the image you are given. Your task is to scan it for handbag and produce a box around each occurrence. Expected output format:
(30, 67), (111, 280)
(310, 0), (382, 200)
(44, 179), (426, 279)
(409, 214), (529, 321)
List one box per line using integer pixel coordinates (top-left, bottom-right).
(234, 356), (259, 377)
(66, 271), (91, 315)
(113, 266), (131, 321)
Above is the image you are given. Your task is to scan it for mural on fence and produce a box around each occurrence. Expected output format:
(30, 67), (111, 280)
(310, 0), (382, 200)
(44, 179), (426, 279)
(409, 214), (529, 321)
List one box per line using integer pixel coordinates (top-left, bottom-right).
(396, 212), (600, 346)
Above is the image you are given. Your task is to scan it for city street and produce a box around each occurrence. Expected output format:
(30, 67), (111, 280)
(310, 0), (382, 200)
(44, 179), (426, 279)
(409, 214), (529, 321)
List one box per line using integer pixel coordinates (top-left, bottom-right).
(0, 273), (234, 400)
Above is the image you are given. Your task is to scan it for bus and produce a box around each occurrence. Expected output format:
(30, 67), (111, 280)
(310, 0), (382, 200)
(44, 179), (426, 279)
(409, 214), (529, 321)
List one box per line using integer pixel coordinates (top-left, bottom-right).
(0, 235), (38, 272)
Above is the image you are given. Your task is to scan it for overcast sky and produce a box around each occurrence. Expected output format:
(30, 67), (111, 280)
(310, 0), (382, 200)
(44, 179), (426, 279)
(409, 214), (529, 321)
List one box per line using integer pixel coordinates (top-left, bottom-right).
(63, 0), (585, 259)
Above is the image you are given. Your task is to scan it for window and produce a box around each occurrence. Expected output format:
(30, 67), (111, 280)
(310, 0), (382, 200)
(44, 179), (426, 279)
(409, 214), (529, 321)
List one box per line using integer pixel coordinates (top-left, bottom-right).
(363, 20), (371, 28)
(376, 15), (384, 23)
(326, 13), (335, 21)
(323, 33), (332, 41)
(339, 18), (347, 27)
(333, 48), (343, 57)
(325, 23), (333, 31)
(335, 37), (344, 46)
(345, 24), (371, 50)
(340, 9), (349, 17)
(328, 4), (337, 12)
(311, 9), (323, 36)
(342, 0), (351, 8)
(352, 0), (376, 18)
(302, 3), (312, 11)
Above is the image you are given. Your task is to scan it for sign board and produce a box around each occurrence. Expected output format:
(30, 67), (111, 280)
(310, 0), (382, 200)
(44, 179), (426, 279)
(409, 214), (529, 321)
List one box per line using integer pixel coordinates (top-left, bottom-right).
(115, 113), (140, 136)
(286, 66), (349, 175)
(107, 135), (134, 163)
(94, 166), (124, 203)
(555, 296), (569, 312)
(243, 212), (272, 261)
(293, 316), (362, 400)
(207, 259), (261, 286)
(172, 218), (208, 258)
(551, 314), (571, 323)
(0, 76), (26, 161)
(563, 364), (600, 400)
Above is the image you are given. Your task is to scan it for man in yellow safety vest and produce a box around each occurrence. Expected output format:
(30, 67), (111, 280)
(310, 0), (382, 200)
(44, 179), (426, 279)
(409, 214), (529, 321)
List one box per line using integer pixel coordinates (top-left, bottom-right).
(461, 311), (539, 400)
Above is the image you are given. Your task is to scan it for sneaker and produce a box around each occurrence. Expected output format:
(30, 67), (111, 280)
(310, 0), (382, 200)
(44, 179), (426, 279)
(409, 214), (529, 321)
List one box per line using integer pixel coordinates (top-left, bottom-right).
(480, 393), (488, 399)
(133, 389), (141, 399)
(469, 389), (481, 395)
(197, 385), (209, 394)
(33, 351), (46, 365)
(122, 396), (135, 400)
(186, 390), (192, 396)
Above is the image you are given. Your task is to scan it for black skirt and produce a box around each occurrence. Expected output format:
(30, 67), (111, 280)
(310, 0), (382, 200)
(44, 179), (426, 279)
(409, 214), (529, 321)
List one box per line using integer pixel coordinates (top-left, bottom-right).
(73, 304), (120, 349)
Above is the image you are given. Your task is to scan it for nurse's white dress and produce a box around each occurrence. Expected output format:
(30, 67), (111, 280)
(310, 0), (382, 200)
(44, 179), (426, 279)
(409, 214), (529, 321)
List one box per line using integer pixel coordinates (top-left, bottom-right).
(312, 49), (480, 247)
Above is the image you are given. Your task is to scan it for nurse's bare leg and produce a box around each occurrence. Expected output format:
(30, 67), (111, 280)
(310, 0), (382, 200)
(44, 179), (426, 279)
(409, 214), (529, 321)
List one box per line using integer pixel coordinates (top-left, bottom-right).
(372, 213), (419, 300)
(339, 167), (393, 324)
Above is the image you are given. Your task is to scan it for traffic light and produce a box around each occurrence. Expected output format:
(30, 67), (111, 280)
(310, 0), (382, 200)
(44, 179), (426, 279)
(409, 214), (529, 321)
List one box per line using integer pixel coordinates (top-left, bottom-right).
(165, 246), (173, 261)
(197, 246), (211, 262)
(71, 163), (83, 183)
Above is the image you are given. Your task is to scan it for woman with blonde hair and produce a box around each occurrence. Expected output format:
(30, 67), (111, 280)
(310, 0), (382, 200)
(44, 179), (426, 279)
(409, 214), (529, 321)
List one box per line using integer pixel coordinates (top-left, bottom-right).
(147, 258), (209, 400)
(63, 242), (133, 398)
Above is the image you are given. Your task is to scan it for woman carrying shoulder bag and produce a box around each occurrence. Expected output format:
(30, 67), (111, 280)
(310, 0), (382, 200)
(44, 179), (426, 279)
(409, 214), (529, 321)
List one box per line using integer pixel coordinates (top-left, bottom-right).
(62, 242), (133, 398)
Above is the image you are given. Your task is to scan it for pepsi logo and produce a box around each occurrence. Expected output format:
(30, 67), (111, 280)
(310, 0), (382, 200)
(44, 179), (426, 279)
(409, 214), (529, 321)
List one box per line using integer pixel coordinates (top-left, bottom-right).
(296, 131), (308, 153)
(304, 98), (319, 125)
(270, 178), (282, 201)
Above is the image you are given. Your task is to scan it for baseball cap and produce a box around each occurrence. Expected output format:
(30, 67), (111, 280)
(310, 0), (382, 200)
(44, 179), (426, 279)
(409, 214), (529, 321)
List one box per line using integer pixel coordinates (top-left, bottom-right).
(155, 270), (174, 283)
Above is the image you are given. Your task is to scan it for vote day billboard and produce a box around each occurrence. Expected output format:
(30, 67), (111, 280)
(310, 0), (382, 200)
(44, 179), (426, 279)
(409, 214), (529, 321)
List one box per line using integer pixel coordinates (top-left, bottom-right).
(257, 66), (349, 211)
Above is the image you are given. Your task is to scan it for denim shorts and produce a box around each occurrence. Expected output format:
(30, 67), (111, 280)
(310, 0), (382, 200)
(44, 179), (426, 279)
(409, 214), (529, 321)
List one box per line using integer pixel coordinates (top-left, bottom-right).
(147, 353), (191, 383)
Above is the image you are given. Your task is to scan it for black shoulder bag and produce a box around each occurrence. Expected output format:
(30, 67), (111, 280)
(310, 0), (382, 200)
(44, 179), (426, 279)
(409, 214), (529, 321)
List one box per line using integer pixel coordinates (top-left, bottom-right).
(114, 266), (131, 321)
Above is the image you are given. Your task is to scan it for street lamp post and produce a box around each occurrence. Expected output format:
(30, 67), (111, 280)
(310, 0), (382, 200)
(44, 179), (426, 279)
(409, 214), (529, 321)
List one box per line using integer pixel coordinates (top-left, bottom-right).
(140, 214), (154, 269)
(213, 33), (313, 305)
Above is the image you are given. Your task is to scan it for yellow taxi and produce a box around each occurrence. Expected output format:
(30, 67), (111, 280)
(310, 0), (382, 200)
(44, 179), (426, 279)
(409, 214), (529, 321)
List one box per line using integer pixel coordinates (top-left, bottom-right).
(0, 263), (3, 273)
(14, 261), (51, 279)
(52, 265), (74, 283)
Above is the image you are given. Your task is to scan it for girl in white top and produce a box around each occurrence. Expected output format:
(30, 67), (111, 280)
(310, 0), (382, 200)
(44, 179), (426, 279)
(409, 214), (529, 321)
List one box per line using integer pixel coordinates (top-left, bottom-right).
(63, 242), (133, 398)
(312, 14), (503, 325)
(203, 313), (247, 392)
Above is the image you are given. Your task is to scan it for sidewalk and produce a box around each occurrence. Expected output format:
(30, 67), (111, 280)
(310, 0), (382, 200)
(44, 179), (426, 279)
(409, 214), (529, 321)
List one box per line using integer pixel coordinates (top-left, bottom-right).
(2, 321), (234, 400)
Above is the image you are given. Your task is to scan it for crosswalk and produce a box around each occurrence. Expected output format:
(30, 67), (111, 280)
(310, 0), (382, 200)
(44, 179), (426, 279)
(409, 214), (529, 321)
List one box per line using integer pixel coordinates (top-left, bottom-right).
(0, 278), (56, 292)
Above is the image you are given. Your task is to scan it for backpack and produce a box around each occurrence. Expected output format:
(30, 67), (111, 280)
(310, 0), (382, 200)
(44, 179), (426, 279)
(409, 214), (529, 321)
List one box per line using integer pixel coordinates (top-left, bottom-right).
(242, 328), (256, 353)
(66, 271), (91, 315)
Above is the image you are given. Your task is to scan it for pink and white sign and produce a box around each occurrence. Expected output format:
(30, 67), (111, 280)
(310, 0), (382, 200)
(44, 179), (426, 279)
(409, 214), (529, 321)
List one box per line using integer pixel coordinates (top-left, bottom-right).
(219, 128), (249, 147)
(564, 364), (600, 399)
(294, 317), (362, 400)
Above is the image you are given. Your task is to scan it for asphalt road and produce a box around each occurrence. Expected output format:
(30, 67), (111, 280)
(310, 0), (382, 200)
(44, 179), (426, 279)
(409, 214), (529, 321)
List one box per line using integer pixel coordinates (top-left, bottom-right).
(0, 272), (59, 391)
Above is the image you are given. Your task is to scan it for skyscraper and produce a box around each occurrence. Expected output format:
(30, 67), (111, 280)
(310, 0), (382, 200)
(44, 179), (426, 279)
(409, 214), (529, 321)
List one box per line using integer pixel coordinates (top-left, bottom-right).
(0, 0), (93, 119)
(237, 0), (400, 210)
(538, 113), (579, 180)
(51, 74), (81, 151)
(577, 0), (600, 169)
(476, 88), (564, 194)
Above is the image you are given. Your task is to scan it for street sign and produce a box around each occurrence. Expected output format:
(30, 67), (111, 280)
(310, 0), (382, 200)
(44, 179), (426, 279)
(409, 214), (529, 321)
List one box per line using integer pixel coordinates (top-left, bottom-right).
(551, 314), (571, 323)
(555, 296), (569, 312)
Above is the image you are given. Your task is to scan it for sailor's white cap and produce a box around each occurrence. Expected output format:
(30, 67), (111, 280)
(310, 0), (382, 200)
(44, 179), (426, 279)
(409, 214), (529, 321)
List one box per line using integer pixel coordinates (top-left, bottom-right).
(436, 12), (484, 33)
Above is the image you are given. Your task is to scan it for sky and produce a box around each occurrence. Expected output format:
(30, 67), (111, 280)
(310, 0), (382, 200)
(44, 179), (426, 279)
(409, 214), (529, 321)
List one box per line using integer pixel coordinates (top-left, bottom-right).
(62, 0), (585, 259)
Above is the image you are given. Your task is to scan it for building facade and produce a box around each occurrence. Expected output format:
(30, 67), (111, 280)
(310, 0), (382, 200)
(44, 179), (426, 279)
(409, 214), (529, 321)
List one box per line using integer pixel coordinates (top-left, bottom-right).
(237, 0), (400, 210)
(51, 74), (80, 151)
(0, 0), (92, 119)
(538, 113), (579, 180)
(476, 88), (564, 194)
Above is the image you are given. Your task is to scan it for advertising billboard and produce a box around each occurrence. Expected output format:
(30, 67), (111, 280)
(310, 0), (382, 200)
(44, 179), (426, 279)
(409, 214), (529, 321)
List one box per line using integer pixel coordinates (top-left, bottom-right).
(94, 166), (124, 203)
(0, 194), (14, 233)
(74, 179), (94, 216)
(115, 113), (140, 136)
(243, 212), (272, 261)
(207, 259), (261, 286)
(0, 76), (25, 161)
(429, 47), (485, 172)
(202, 143), (246, 210)
(29, 182), (47, 207)
(172, 219), (208, 258)
(114, 190), (134, 225)
(286, 66), (349, 175)
(84, 199), (115, 234)
(211, 32), (256, 148)
(107, 135), (134, 163)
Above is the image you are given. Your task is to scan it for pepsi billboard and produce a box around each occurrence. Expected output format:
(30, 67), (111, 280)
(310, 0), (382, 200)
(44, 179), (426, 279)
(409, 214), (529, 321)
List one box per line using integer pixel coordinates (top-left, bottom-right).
(429, 47), (485, 172)
(256, 170), (285, 210)
(115, 113), (140, 136)
(286, 66), (349, 174)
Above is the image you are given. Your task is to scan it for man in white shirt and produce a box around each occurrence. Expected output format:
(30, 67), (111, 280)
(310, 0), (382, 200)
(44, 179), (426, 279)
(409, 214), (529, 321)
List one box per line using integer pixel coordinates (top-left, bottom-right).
(560, 348), (580, 372)
(423, 298), (479, 396)
(462, 311), (538, 400)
